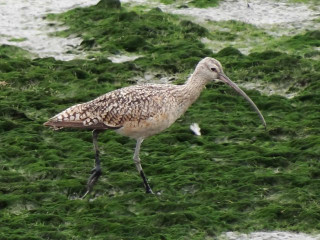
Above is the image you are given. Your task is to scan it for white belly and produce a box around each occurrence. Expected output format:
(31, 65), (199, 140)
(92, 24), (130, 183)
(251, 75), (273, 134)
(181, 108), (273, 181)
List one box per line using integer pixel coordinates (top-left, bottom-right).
(115, 112), (177, 139)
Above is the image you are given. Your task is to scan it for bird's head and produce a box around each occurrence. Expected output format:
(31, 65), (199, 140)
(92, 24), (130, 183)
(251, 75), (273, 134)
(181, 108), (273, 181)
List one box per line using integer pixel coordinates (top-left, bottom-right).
(196, 57), (224, 83)
(196, 57), (267, 129)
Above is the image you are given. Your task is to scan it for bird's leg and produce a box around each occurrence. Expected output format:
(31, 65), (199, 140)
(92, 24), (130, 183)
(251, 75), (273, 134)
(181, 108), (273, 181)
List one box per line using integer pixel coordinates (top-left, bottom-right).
(133, 138), (153, 194)
(82, 129), (104, 198)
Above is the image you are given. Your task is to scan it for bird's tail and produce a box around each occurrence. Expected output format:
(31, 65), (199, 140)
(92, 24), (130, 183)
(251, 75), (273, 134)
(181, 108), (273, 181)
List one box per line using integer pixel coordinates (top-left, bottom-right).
(43, 104), (108, 130)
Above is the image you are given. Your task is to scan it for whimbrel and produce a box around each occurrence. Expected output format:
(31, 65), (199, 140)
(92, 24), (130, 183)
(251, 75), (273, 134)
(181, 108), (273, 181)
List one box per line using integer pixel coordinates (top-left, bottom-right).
(44, 57), (266, 196)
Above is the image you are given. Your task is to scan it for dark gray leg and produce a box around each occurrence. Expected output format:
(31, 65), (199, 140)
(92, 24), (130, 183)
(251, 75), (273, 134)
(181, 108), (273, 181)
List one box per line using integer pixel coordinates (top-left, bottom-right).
(133, 138), (153, 194)
(82, 129), (103, 198)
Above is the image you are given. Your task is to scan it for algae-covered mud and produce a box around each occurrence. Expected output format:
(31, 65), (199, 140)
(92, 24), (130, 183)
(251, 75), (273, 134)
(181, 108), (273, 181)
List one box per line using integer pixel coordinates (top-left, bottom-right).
(1, 0), (320, 239)
(123, 0), (320, 33)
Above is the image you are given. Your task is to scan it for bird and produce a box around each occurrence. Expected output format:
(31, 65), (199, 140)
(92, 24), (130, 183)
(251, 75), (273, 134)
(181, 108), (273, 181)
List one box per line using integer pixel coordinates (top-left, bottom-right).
(44, 57), (266, 197)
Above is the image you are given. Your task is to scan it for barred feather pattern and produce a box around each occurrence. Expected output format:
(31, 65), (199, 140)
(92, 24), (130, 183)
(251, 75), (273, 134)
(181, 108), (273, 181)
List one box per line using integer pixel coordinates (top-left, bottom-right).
(44, 82), (204, 138)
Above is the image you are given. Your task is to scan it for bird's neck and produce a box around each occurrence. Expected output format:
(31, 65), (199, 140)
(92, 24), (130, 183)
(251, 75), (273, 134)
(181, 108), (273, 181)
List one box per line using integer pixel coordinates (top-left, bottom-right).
(184, 71), (208, 100)
(174, 71), (208, 115)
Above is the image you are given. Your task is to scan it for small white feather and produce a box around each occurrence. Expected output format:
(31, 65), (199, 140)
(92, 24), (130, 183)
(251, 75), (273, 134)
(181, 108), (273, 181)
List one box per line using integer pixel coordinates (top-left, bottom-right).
(190, 123), (201, 136)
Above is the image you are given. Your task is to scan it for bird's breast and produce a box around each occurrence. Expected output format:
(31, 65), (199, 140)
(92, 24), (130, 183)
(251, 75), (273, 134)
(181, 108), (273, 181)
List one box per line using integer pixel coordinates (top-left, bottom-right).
(115, 112), (177, 139)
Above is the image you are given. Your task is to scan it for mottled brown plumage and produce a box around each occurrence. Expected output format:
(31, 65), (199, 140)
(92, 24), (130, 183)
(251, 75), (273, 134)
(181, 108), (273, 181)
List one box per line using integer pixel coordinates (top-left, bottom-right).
(44, 57), (266, 196)
(44, 83), (203, 138)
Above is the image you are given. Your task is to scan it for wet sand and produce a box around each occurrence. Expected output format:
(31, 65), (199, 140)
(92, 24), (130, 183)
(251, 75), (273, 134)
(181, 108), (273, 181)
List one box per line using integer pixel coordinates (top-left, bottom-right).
(0, 0), (99, 60)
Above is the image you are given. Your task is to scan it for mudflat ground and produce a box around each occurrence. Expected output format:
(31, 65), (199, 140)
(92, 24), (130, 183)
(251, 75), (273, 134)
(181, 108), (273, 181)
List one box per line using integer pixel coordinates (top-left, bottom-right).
(1, 0), (320, 239)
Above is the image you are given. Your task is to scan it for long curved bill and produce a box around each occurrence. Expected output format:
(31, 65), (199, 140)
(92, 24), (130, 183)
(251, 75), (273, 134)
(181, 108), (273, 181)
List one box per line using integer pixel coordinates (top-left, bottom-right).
(219, 73), (267, 129)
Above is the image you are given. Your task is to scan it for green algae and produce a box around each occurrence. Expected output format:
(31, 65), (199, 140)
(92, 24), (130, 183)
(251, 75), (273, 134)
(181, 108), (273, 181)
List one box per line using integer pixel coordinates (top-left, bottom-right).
(200, 19), (320, 58)
(8, 38), (27, 43)
(259, 30), (320, 58)
(157, 0), (220, 8)
(1, 2), (320, 240)
(0, 44), (34, 59)
(189, 0), (220, 8)
(47, 5), (211, 73)
(159, 0), (175, 5)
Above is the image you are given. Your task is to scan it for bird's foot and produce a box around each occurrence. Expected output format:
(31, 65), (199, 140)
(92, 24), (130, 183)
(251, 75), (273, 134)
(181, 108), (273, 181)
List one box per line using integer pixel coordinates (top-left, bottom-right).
(81, 167), (102, 199)
(139, 170), (154, 194)
(146, 187), (154, 194)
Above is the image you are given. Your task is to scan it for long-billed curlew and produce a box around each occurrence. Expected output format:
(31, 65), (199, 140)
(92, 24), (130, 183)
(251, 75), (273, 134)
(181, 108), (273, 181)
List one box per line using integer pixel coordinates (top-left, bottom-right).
(44, 57), (266, 196)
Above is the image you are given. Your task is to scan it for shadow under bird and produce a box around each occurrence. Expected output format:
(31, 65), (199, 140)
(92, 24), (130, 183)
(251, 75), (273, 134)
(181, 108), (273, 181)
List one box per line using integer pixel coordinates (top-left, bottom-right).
(44, 57), (266, 197)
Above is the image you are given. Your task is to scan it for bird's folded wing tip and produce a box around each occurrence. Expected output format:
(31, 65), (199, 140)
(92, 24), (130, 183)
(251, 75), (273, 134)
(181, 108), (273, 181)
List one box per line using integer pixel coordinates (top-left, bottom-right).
(43, 119), (120, 130)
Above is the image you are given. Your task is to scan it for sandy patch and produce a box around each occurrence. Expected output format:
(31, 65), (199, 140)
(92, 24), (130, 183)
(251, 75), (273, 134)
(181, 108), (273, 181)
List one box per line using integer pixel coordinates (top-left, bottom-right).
(239, 81), (298, 99)
(0, 0), (99, 60)
(219, 231), (320, 240)
(168, 0), (319, 35)
(122, 0), (320, 35)
(108, 54), (142, 63)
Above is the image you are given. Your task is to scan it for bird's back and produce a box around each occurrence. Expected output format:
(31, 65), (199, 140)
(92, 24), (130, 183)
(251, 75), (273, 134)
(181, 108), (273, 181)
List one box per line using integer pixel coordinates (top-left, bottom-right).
(44, 83), (184, 138)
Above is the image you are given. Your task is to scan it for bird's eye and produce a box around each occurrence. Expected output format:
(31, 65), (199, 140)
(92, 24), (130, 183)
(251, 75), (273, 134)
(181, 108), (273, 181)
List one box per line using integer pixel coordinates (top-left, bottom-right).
(211, 67), (217, 72)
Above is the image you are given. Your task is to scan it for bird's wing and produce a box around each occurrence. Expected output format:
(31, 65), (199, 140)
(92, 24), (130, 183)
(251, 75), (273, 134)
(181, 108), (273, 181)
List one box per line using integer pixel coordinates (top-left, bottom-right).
(44, 84), (176, 129)
(86, 84), (175, 128)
